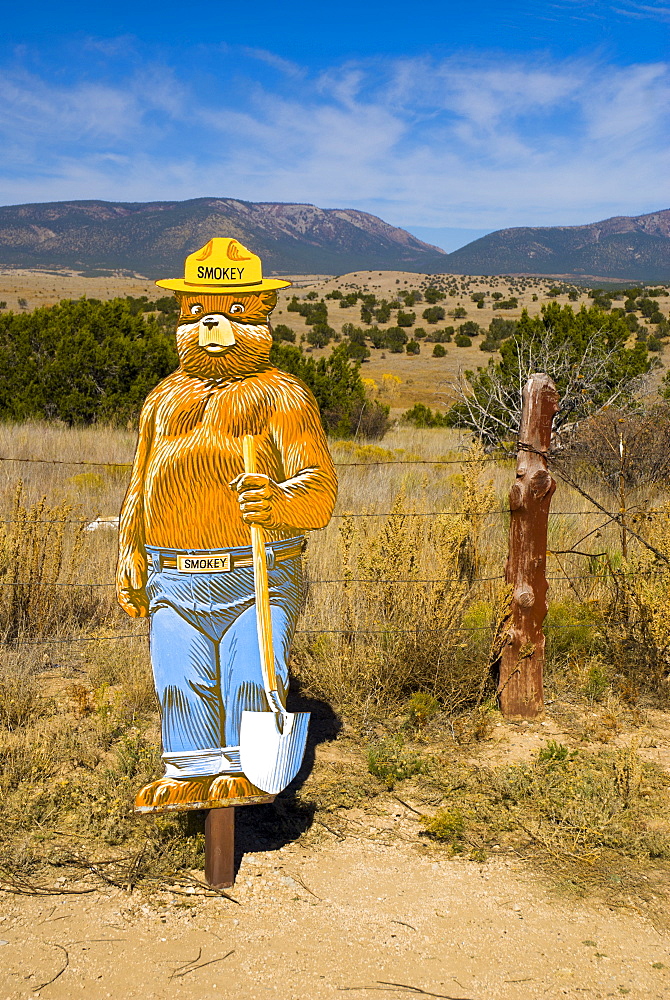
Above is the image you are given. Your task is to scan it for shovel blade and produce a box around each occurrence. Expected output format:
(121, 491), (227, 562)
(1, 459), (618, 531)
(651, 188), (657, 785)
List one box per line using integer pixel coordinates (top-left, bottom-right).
(239, 710), (310, 794)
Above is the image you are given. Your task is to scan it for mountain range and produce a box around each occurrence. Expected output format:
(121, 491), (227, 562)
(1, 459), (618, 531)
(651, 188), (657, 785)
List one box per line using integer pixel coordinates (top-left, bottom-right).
(447, 209), (670, 282)
(0, 198), (448, 277)
(0, 198), (668, 282)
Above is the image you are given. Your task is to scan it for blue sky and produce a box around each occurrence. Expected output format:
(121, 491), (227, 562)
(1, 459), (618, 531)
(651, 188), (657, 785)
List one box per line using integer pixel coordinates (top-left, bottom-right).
(1, 1), (669, 250)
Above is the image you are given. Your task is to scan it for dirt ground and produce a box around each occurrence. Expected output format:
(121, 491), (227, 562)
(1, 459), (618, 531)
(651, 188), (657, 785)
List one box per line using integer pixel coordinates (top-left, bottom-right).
(3, 702), (670, 1000)
(2, 834), (669, 1000)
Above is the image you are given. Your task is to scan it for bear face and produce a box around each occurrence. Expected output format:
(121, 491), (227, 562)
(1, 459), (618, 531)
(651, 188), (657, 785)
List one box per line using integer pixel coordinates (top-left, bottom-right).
(174, 290), (278, 381)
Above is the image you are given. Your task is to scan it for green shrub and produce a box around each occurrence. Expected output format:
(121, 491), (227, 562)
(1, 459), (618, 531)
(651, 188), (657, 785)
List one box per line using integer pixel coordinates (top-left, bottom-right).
(270, 342), (388, 438)
(367, 737), (427, 788)
(406, 692), (440, 728)
(306, 324), (334, 348)
(423, 306), (446, 323)
(401, 403), (449, 427)
(421, 807), (466, 850)
(272, 323), (296, 343)
(583, 662), (610, 702)
(537, 740), (573, 763)
(397, 310), (415, 327)
(545, 600), (600, 660)
(0, 298), (177, 424)
(384, 327), (409, 353)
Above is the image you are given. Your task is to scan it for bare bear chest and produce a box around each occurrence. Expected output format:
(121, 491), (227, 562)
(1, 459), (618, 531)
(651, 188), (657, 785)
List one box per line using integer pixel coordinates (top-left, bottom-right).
(148, 376), (281, 479)
(156, 378), (275, 440)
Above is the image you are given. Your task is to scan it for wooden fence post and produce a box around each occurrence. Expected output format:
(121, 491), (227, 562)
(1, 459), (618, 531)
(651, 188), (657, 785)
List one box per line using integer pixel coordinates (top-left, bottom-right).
(205, 807), (236, 888)
(499, 373), (559, 720)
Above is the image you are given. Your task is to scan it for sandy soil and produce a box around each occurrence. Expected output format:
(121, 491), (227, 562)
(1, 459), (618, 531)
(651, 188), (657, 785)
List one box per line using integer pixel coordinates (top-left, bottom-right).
(2, 700), (670, 1000)
(2, 835), (669, 1000)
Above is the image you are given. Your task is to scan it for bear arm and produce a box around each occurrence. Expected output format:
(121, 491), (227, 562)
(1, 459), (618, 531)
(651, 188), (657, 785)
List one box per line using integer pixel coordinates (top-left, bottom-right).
(117, 393), (156, 606)
(270, 392), (337, 531)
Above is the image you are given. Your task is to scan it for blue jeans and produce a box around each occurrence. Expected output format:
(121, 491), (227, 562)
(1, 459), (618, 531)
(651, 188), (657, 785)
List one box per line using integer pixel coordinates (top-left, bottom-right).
(145, 538), (303, 779)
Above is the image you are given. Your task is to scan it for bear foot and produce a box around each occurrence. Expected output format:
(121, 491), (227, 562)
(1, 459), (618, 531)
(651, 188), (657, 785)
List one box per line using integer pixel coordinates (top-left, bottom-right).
(134, 774), (274, 813)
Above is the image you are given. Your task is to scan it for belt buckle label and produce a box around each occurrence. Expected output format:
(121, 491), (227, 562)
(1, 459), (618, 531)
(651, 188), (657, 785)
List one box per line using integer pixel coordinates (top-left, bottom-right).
(176, 553), (231, 573)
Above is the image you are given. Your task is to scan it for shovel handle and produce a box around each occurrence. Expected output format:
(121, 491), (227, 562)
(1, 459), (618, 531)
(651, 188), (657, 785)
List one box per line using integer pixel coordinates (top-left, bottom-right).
(242, 435), (279, 697)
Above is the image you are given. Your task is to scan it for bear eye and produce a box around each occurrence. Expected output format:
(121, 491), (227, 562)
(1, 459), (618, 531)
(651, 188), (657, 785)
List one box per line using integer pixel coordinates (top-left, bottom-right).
(190, 303), (204, 315)
(229, 303), (245, 315)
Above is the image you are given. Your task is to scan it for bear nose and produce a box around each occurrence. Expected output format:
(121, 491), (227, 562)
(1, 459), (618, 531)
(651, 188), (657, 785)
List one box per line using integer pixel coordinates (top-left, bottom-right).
(198, 314), (235, 349)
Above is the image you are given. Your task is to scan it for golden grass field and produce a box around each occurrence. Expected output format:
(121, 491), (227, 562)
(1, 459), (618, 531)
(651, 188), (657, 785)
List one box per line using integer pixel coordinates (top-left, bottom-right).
(1, 416), (670, 896)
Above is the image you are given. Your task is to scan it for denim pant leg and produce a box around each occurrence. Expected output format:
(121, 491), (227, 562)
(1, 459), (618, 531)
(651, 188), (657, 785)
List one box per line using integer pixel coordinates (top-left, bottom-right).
(146, 546), (303, 779)
(219, 601), (294, 748)
(150, 604), (223, 755)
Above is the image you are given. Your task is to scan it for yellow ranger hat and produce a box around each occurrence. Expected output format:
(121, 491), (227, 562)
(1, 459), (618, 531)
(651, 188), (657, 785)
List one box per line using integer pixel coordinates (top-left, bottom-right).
(155, 238), (292, 293)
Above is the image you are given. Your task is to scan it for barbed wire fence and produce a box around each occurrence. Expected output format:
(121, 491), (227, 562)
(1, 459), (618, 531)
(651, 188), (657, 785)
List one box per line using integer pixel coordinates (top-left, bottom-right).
(0, 389), (666, 717)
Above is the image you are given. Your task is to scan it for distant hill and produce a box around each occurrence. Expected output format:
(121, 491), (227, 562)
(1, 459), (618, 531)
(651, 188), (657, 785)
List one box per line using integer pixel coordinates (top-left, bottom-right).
(0, 199), (668, 281)
(446, 210), (670, 281)
(0, 198), (449, 277)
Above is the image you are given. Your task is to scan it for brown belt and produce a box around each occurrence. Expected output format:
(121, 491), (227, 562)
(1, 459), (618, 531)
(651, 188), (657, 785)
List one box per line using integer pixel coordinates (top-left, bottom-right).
(159, 539), (305, 572)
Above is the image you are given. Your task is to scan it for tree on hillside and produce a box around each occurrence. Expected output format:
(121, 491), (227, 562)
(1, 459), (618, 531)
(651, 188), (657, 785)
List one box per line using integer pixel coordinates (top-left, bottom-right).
(270, 342), (387, 438)
(445, 303), (653, 447)
(0, 298), (388, 438)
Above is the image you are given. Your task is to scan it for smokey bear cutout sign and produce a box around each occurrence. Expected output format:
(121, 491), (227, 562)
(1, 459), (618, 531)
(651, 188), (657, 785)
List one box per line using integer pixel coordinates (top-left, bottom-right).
(117, 238), (337, 825)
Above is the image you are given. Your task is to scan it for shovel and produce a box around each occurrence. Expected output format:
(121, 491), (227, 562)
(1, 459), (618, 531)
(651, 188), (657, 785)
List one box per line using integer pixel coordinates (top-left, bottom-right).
(238, 434), (310, 794)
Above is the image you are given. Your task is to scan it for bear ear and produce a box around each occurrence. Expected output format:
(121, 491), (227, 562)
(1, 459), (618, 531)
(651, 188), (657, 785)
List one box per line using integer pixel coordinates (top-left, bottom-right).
(259, 290), (277, 310)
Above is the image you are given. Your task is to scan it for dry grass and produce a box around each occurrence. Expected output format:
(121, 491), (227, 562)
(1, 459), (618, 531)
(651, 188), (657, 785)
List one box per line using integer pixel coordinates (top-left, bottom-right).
(294, 442), (505, 717)
(414, 739), (670, 882)
(0, 419), (669, 904)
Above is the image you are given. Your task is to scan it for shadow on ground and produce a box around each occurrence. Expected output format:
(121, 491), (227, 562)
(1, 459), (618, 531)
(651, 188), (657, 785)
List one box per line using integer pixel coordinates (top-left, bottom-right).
(188, 688), (341, 875)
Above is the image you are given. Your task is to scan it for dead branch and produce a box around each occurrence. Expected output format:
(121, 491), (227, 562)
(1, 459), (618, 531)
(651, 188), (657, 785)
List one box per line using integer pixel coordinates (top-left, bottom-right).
(170, 949), (234, 979)
(34, 942), (69, 990)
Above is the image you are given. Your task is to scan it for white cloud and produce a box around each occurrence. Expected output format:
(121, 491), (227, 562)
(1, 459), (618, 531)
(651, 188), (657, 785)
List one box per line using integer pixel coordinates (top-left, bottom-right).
(613, 2), (670, 21)
(241, 48), (304, 78)
(0, 49), (668, 229)
(0, 71), (141, 145)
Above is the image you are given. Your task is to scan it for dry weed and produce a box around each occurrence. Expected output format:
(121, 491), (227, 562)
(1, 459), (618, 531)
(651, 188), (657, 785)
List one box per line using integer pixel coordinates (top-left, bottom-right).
(0, 648), (46, 730)
(417, 740), (670, 873)
(592, 505), (670, 704)
(86, 638), (156, 722)
(0, 481), (109, 639)
(294, 444), (503, 718)
(0, 421), (669, 900)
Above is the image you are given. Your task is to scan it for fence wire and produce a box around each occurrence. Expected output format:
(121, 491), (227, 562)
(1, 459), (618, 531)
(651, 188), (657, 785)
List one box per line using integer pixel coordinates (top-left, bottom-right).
(3, 509), (669, 525)
(0, 448), (664, 649)
(1, 454), (512, 469)
(0, 567), (666, 590)
(6, 619), (619, 646)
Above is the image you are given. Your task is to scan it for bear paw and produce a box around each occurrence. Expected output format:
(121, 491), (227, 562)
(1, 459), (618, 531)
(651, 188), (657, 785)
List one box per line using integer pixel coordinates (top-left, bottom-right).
(134, 774), (272, 812)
